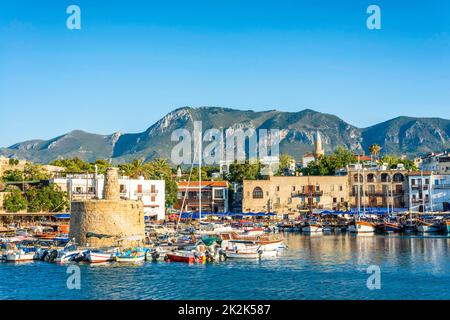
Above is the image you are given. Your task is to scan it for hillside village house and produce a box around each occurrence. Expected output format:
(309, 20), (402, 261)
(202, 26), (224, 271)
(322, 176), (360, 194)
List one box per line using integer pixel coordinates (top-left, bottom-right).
(175, 181), (229, 213)
(51, 174), (166, 220)
(242, 176), (349, 219)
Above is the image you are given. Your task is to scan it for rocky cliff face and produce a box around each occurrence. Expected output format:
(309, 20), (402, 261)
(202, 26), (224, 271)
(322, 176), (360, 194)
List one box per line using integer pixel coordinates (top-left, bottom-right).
(1, 107), (449, 163)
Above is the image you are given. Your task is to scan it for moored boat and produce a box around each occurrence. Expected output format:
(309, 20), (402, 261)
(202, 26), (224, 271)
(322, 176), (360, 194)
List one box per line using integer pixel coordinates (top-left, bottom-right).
(348, 221), (375, 233)
(302, 221), (323, 233)
(115, 248), (146, 263)
(417, 221), (441, 233)
(441, 220), (450, 233)
(166, 251), (205, 263)
(5, 250), (35, 262)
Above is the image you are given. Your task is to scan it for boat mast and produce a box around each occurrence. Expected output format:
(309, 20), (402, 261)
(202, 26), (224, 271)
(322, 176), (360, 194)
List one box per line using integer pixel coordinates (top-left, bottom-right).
(421, 170), (425, 213)
(357, 154), (361, 221)
(198, 130), (202, 222)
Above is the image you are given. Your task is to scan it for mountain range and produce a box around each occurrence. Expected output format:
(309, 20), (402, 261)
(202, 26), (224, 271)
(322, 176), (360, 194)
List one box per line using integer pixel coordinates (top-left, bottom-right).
(1, 107), (449, 164)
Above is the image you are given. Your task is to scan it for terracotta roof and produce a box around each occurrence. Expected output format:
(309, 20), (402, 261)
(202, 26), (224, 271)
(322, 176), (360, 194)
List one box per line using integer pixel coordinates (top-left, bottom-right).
(177, 181), (228, 188)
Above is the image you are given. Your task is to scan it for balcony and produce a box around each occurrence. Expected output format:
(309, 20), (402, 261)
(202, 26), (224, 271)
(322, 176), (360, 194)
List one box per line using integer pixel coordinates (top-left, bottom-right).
(434, 184), (450, 189)
(411, 185), (429, 190)
(291, 190), (323, 197)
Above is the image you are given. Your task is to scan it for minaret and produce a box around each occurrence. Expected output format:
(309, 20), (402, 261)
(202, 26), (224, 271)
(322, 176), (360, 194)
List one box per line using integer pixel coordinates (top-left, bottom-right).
(314, 130), (324, 158)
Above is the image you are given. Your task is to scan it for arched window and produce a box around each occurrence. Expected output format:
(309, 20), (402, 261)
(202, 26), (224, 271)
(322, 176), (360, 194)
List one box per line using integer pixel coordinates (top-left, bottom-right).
(252, 187), (264, 199)
(367, 173), (376, 183)
(381, 173), (391, 183)
(393, 173), (404, 182)
(354, 174), (363, 183)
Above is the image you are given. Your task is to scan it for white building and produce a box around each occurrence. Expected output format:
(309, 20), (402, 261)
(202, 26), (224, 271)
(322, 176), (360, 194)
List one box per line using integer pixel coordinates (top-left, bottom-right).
(419, 152), (450, 174)
(51, 174), (166, 220)
(408, 172), (450, 212)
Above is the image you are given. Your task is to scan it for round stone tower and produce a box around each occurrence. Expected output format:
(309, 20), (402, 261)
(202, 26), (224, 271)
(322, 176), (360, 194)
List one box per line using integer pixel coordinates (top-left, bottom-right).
(69, 167), (145, 248)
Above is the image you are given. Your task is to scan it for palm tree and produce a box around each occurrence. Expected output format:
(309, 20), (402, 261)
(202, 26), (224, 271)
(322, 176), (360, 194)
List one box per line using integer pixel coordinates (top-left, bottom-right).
(369, 144), (382, 162)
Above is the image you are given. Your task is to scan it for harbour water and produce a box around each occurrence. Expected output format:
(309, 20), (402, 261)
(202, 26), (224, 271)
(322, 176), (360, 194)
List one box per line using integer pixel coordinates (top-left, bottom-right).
(1, 233), (449, 300)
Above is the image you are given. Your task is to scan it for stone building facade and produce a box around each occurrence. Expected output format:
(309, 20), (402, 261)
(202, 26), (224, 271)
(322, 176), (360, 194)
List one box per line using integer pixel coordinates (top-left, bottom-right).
(348, 168), (408, 209)
(242, 176), (349, 218)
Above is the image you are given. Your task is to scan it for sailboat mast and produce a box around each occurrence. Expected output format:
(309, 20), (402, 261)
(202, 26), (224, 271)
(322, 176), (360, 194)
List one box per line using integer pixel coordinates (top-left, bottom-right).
(357, 155), (361, 220)
(199, 130), (202, 221)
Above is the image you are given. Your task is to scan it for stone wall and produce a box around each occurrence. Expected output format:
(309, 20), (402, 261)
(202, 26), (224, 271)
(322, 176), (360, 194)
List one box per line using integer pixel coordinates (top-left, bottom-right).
(70, 200), (145, 247)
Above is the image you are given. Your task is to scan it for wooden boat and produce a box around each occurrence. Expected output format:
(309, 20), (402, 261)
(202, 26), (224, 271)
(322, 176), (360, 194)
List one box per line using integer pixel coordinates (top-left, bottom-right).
(441, 221), (450, 233)
(302, 221), (323, 233)
(348, 221), (375, 233)
(417, 221), (441, 233)
(377, 222), (402, 233)
(115, 248), (146, 263)
(166, 251), (205, 264)
(402, 218), (417, 233)
(85, 250), (116, 263)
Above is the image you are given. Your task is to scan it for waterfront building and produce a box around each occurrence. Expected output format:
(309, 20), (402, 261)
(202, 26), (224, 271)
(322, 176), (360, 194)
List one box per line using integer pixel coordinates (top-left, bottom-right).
(51, 174), (165, 220)
(420, 151), (450, 174)
(407, 172), (450, 212)
(242, 175), (349, 219)
(175, 181), (229, 213)
(347, 165), (408, 210)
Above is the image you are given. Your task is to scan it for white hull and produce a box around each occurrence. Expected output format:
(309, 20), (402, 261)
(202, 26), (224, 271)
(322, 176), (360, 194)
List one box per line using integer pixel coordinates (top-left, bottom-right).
(303, 226), (323, 233)
(6, 252), (35, 262)
(259, 250), (278, 258)
(116, 255), (145, 263)
(87, 252), (115, 263)
(226, 251), (260, 259)
(417, 225), (440, 233)
(349, 223), (375, 233)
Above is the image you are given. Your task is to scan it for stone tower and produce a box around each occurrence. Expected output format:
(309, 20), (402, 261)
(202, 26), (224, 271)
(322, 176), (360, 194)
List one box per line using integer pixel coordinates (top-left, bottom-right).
(314, 131), (324, 158)
(69, 167), (145, 248)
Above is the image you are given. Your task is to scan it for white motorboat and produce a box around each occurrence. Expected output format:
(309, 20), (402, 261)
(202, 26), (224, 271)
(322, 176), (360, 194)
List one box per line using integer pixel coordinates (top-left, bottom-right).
(85, 250), (116, 263)
(417, 222), (441, 233)
(5, 250), (35, 262)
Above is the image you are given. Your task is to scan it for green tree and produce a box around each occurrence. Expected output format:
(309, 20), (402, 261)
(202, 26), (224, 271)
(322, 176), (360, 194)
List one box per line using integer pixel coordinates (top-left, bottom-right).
(301, 146), (356, 176)
(379, 155), (417, 170)
(1, 169), (24, 182)
(26, 184), (68, 213)
(24, 163), (51, 181)
(50, 158), (93, 173)
(3, 189), (27, 213)
(227, 161), (262, 182)
(369, 144), (382, 161)
(278, 153), (295, 175)
(8, 158), (19, 166)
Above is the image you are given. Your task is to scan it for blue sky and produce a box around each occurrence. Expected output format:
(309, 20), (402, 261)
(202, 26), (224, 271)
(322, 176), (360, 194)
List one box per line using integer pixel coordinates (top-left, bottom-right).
(0, 0), (449, 147)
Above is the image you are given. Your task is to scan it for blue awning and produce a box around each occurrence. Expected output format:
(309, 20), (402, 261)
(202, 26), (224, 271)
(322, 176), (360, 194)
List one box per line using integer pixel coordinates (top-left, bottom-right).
(53, 213), (71, 219)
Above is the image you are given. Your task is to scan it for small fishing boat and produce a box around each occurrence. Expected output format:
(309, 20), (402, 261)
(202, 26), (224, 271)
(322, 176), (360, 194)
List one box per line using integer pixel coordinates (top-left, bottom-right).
(5, 250), (35, 262)
(55, 243), (84, 263)
(441, 220), (450, 233)
(302, 221), (323, 233)
(115, 248), (146, 263)
(166, 251), (205, 264)
(348, 221), (375, 233)
(85, 249), (116, 263)
(402, 218), (417, 233)
(417, 221), (441, 233)
(225, 247), (262, 259)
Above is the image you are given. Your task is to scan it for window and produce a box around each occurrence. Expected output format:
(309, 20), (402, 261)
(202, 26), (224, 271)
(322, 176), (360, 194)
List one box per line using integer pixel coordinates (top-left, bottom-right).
(151, 185), (156, 193)
(151, 196), (156, 202)
(292, 186), (295, 191)
(339, 185), (343, 191)
(252, 187), (264, 199)
(276, 186), (280, 191)
(214, 189), (223, 199)
(120, 184), (127, 193)
(341, 197), (344, 203)
(276, 197), (281, 204)
(333, 197), (337, 203)
(288, 197), (292, 204)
